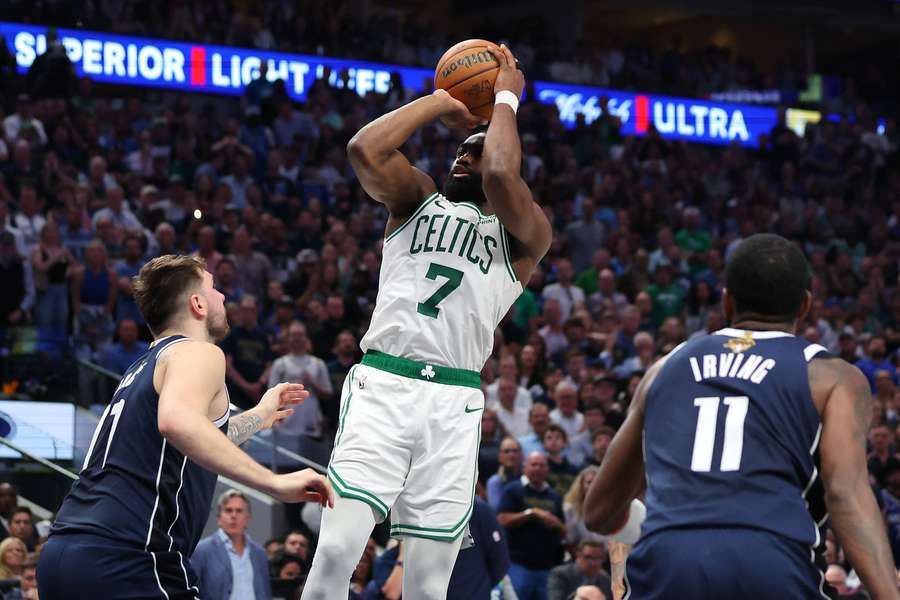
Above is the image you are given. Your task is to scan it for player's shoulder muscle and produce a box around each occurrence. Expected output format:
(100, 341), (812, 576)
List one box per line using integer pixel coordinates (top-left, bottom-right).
(155, 340), (226, 394)
(807, 355), (869, 417)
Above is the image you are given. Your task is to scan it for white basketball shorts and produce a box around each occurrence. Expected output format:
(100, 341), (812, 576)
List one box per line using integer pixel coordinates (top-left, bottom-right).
(327, 350), (484, 542)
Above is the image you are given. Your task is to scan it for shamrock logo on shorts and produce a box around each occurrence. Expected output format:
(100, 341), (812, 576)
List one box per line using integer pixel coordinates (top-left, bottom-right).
(421, 365), (436, 380)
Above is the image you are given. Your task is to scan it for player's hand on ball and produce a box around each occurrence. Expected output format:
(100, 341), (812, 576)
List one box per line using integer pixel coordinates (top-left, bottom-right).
(433, 88), (484, 130)
(272, 468), (335, 506)
(486, 44), (524, 100)
(258, 382), (308, 430)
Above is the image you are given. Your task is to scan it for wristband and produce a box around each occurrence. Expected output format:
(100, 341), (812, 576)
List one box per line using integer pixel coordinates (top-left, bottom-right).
(494, 90), (520, 114)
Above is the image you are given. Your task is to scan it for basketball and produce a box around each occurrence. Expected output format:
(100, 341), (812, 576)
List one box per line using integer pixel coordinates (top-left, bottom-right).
(434, 38), (501, 120)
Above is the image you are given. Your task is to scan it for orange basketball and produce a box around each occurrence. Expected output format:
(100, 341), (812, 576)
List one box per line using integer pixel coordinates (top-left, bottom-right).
(434, 39), (501, 120)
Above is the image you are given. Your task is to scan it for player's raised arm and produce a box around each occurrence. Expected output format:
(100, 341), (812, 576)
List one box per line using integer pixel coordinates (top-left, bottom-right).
(815, 359), (900, 600)
(481, 45), (552, 266)
(347, 91), (480, 221)
(156, 340), (333, 506)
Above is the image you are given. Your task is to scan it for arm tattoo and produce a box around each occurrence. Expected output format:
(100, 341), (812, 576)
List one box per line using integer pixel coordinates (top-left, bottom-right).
(227, 411), (263, 446)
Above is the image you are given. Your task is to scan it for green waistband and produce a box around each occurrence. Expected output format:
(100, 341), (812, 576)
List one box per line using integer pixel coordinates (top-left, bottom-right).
(361, 350), (481, 389)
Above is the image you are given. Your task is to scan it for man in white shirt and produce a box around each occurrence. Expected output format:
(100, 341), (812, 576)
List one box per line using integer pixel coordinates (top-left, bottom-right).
(485, 354), (533, 409)
(490, 376), (532, 439)
(549, 380), (584, 441)
(542, 258), (585, 320)
(268, 321), (333, 439)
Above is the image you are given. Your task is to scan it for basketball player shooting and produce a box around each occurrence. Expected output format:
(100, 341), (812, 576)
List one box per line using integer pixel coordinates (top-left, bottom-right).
(301, 44), (551, 600)
(583, 234), (899, 599)
(38, 256), (333, 599)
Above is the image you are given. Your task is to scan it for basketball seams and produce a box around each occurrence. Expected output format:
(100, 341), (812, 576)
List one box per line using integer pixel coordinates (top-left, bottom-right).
(444, 64), (500, 95)
(434, 46), (499, 88)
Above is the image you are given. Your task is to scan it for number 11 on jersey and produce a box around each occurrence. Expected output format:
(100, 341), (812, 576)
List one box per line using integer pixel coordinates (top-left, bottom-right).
(690, 396), (749, 472)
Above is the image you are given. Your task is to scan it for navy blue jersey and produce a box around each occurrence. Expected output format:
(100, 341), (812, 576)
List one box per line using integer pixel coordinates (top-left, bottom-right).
(52, 336), (227, 566)
(642, 328), (829, 547)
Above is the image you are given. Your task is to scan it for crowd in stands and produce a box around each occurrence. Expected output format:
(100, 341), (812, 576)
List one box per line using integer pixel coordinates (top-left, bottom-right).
(1, 7), (900, 598)
(4, 0), (897, 119)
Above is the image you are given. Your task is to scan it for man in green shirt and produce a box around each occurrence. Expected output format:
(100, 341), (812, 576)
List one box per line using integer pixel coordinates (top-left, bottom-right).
(674, 207), (711, 254)
(645, 259), (685, 326)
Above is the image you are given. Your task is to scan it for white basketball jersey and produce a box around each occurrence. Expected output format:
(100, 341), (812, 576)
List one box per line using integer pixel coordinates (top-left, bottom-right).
(361, 193), (523, 371)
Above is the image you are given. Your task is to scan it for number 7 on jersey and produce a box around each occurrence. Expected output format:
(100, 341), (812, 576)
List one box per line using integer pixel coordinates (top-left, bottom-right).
(417, 262), (464, 318)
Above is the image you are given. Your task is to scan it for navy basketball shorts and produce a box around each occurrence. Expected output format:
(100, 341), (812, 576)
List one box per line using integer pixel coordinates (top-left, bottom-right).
(624, 527), (832, 600)
(38, 533), (200, 600)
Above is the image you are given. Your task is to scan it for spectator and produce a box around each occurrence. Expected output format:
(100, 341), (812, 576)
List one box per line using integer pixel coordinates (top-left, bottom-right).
(569, 403), (607, 468)
(91, 186), (142, 231)
(498, 452), (566, 600)
(222, 294), (272, 410)
(491, 376), (532, 439)
(194, 226), (224, 276)
(539, 299), (569, 359)
(13, 185), (45, 250)
(311, 293), (352, 358)
(0, 232), (28, 327)
(18, 554), (38, 600)
(264, 539), (282, 558)
(565, 198), (606, 273)
(101, 319), (150, 375)
(0, 537), (26, 579)
(587, 269), (628, 317)
(584, 427), (615, 468)
(563, 467), (605, 548)
(547, 541), (613, 600)
(283, 530), (311, 565)
(271, 550), (305, 579)
(542, 424), (580, 499)
(0, 484), (16, 539)
(857, 336), (897, 392)
(879, 463), (900, 568)
(570, 585), (606, 600)
(479, 408), (506, 483)
(71, 239), (117, 352)
(867, 423), (900, 488)
(114, 234), (148, 327)
(543, 259), (585, 321)
(3, 94), (46, 145)
(268, 320), (333, 439)
(487, 436), (523, 510)
(486, 355), (534, 406)
(230, 226), (273, 301)
(192, 489), (272, 600)
(7, 507), (36, 552)
(519, 403), (553, 457)
(647, 257), (686, 327)
(614, 331), (657, 379)
(549, 381), (584, 441)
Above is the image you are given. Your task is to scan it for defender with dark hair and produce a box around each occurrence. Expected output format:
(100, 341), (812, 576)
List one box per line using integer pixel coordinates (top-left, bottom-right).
(39, 255), (332, 600)
(584, 234), (899, 599)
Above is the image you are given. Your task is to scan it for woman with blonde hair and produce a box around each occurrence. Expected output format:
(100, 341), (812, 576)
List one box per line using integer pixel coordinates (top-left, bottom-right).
(0, 536), (27, 579)
(564, 466), (607, 550)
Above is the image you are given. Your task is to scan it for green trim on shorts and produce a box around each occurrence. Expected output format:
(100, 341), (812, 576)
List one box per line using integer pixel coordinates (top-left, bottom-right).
(361, 350), (481, 389)
(389, 421), (481, 541)
(333, 366), (358, 449)
(328, 466), (389, 519)
(384, 192), (440, 243)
